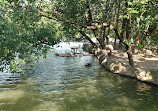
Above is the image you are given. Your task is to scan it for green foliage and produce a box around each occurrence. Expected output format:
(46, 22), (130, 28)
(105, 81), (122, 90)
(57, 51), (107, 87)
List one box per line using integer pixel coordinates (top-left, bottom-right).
(126, 0), (158, 47)
(0, 0), (157, 71)
(136, 43), (144, 49)
(123, 38), (134, 46)
(0, 0), (60, 72)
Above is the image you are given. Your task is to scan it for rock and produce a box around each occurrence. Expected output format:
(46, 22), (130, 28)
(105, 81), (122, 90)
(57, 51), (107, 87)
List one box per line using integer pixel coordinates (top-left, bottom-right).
(105, 45), (113, 56)
(145, 50), (153, 56)
(135, 68), (152, 81)
(102, 49), (109, 55)
(82, 43), (158, 86)
(94, 48), (102, 56)
(135, 68), (146, 79)
(85, 63), (92, 67)
(148, 70), (158, 84)
(103, 59), (125, 74)
(105, 45), (113, 51)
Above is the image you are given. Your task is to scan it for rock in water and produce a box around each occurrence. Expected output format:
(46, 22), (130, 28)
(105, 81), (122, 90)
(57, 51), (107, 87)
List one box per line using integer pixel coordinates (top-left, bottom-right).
(85, 63), (92, 67)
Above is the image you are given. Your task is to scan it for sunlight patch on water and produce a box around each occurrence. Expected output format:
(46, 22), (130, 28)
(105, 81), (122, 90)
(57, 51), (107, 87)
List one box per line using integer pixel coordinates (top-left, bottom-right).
(0, 90), (25, 102)
(82, 78), (97, 85)
(32, 102), (60, 111)
(114, 96), (138, 111)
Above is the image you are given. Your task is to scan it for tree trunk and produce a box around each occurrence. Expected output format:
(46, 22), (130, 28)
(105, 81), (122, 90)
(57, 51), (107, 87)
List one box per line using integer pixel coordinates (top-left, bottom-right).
(86, 1), (104, 49)
(133, 17), (140, 53)
(113, 0), (135, 68)
(135, 17), (140, 46)
(125, 0), (134, 68)
(114, 28), (135, 68)
(114, 0), (120, 50)
(118, 16), (126, 50)
(79, 30), (97, 48)
(127, 46), (135, 68)
(114, 38), (117, 50)
(106, 27), (110, 45)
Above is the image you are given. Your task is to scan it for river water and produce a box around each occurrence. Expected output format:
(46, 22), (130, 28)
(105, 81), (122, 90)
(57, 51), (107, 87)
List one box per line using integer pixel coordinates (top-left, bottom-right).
(0, 50), (158, 111)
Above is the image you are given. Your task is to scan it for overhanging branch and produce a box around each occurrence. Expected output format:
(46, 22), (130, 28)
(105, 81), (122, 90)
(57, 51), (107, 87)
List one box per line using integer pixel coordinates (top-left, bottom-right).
(39, 7), (110, 31)
(79, 30), (97, 47)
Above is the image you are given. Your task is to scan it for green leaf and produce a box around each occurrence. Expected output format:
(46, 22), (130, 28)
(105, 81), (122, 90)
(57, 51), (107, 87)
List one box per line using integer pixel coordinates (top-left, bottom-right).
(129, 10), (139, 14)
(141, 1), (146, 4)
(128, 2), (132, 5)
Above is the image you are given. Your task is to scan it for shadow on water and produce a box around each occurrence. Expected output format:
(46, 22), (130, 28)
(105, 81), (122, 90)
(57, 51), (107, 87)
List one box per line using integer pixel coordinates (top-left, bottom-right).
(0, 50), (158, 111)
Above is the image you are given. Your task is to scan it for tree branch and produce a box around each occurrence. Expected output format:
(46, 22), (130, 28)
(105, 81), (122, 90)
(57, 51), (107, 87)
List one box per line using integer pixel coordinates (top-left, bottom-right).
(79, 30), (97, 47)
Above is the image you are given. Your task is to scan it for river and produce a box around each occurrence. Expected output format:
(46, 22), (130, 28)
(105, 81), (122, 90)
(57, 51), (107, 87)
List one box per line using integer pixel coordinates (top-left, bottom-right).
(0, 49), (158, 111)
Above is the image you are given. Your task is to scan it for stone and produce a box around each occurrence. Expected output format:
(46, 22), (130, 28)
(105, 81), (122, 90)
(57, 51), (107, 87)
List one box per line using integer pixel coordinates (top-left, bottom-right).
(94, 48), (102, 56)
(135, 68), (146, 78)
(105, 45), (113, 55)
(82, 43), (158, 86)
(85, 63), (92, 67)
(102, 49), (109, 55)
(145, 50), (153, 56)
(134, 68), (152, 81)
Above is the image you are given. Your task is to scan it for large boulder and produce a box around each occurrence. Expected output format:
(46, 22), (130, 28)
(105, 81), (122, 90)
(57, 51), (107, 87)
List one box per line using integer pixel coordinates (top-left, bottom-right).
(145, 49), (153, 56)
(101, 58), (126, 74)
(106, 60), (124, 73)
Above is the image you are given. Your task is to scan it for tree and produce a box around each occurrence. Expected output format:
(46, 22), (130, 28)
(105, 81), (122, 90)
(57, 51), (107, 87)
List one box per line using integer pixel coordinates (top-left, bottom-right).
(0, 0), (157, 71)
(0, 0), (60, 72)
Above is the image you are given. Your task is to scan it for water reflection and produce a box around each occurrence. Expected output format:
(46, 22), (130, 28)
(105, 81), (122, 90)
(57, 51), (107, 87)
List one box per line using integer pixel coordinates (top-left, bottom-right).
(136, 82), (151, 92)
(0, 50), (158, 111)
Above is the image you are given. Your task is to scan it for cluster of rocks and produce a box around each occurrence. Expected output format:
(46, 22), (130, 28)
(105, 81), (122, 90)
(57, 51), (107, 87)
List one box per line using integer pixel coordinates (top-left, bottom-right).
(83, 43), (158, 85)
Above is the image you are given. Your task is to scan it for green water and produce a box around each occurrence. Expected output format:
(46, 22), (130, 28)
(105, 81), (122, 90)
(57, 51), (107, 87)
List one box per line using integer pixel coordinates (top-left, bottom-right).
(0, 51), (158, 111)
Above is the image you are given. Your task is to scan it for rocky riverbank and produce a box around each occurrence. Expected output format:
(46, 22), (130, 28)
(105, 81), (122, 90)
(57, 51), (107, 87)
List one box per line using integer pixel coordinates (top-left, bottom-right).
(83, 43), (158, 85)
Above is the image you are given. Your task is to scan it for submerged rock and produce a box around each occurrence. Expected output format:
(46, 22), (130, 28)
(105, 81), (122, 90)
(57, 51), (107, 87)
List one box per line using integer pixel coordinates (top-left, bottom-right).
(85, 63), (92, 67)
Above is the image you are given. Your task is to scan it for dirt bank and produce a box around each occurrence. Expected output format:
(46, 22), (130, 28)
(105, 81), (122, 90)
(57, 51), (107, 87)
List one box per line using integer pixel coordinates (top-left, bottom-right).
(83, 43), (158, 85)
